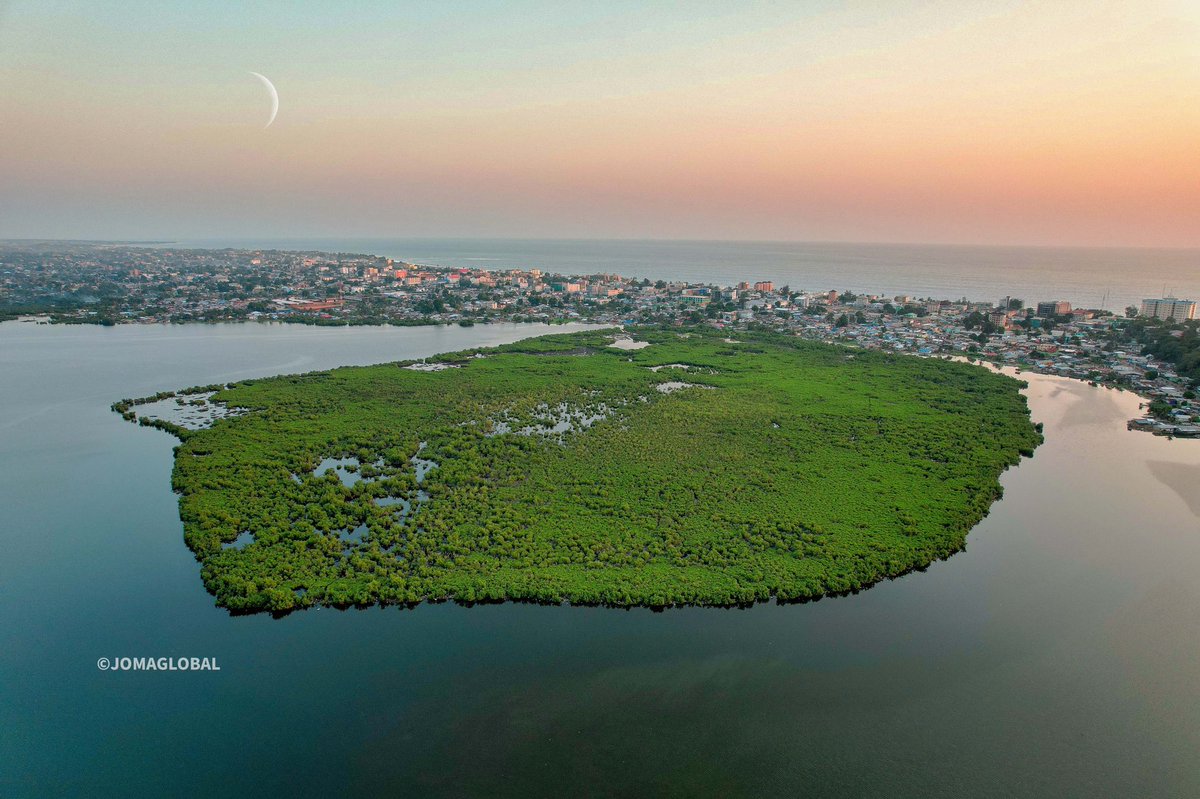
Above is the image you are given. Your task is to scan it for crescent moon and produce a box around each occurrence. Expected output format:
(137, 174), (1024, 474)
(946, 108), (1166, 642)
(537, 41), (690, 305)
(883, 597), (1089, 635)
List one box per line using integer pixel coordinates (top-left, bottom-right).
(248, 71), (279, 128)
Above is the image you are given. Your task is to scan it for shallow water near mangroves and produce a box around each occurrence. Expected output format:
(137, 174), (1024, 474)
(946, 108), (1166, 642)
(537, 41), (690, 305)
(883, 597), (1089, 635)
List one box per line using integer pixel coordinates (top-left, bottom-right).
(2, 320), (1199, 797)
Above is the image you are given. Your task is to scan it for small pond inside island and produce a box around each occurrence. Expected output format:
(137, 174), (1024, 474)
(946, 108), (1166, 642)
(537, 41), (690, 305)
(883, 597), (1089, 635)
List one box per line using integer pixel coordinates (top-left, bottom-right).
(2, 320), (1198, 797)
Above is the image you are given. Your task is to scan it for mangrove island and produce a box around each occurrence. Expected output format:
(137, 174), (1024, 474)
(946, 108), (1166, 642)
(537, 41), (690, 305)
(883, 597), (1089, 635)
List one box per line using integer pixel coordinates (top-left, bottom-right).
(115, 328), (1042, 612)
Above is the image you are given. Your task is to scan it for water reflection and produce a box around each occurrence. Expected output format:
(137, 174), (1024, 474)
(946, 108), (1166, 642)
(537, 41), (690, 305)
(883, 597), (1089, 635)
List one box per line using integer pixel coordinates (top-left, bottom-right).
(1145, 461), (1200, 518)
(2, 322), (1198, 797)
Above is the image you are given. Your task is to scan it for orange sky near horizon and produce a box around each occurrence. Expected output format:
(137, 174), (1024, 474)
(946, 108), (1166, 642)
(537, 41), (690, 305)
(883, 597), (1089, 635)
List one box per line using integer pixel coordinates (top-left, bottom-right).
(1, 0), (1198, 246)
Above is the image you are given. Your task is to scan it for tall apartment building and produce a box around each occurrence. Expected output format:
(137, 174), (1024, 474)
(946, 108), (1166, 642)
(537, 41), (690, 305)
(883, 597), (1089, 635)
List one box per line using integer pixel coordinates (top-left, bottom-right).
(1036, 300), (1072, 317)
(1140, 298), (1196, 321)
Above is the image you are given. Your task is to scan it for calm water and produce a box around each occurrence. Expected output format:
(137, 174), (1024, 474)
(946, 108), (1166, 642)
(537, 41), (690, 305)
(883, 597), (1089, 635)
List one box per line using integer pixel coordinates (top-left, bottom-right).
(2, 321), (1199, 797)
(182, 237), (1200, 312)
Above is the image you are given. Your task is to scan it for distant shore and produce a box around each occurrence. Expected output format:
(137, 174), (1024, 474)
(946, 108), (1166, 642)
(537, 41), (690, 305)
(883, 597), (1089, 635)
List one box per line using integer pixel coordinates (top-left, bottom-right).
(3, 240), (1195, 439)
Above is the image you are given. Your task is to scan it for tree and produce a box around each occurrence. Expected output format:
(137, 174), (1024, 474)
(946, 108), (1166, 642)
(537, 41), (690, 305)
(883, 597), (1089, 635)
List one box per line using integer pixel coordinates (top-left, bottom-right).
(963, 311), (985, 329)
(835, 314), (849, 327)
(1125, 305), (1138, 318)
(1148, 399), (1172, 420)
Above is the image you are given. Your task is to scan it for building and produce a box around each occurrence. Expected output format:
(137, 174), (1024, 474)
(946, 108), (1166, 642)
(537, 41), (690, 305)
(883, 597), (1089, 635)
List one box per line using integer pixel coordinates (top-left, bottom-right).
(988, 308), (1015, 329)
(273, 298), (343, 312)
(1140, 298), (1196, 321)
(1036, 300), (1072, 317)
(753, 281), (774, 292)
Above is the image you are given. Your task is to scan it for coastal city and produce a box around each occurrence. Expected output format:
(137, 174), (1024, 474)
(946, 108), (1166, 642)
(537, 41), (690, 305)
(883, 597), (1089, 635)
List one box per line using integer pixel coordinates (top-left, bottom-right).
(3, 241), (1197, 437)
(9, 1), (1200, 794)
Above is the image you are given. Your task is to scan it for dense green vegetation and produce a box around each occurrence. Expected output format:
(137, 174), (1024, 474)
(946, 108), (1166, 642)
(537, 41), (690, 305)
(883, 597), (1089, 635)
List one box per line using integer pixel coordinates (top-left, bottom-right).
(123, 328), (1041, 613)
(1120, 318), (1200, 384)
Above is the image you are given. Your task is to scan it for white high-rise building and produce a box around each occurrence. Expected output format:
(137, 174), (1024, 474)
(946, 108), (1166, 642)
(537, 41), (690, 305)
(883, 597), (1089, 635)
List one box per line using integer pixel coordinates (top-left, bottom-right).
(1140, 298), (1197, 321)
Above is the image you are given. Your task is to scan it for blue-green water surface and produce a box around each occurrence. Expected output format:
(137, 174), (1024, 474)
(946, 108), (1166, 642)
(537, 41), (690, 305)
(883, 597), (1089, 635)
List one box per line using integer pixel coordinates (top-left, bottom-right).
(2, 321), (1198, 797)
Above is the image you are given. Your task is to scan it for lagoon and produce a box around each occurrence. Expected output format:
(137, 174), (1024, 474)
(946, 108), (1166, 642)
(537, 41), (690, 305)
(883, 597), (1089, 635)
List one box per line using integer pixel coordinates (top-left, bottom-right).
(2, 321), (1199, 797)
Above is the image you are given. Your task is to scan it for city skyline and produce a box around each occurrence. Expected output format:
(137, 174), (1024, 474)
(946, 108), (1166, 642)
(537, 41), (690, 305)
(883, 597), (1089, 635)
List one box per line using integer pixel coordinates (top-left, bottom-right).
(2, 1), (1199, 248)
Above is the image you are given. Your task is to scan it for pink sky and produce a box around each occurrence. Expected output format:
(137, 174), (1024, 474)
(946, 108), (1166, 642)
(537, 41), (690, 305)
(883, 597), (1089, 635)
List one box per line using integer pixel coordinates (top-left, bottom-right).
(2, 0), (1198, 246)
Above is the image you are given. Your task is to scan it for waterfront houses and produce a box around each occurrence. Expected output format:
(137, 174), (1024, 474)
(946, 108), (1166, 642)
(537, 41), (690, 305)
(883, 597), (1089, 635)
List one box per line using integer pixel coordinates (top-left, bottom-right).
(2, 241), (1195, 436)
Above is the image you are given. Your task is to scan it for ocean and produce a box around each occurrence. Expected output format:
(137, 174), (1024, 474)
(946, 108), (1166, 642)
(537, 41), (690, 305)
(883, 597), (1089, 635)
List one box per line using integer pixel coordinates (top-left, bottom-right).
(177, 237), (1200, 312)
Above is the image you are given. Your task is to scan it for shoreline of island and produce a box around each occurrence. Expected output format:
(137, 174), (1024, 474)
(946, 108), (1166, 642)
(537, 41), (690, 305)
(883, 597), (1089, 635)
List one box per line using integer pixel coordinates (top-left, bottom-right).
(111, 327), (1040, 613)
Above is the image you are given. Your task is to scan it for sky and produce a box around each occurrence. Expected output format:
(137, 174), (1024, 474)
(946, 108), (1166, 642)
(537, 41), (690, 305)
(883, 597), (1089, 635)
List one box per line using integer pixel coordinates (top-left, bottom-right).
(1, 0), (1199, 247)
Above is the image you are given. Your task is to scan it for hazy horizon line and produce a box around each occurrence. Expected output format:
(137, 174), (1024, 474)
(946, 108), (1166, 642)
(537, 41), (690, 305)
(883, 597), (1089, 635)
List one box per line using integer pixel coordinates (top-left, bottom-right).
(4, 236), (1199, 254)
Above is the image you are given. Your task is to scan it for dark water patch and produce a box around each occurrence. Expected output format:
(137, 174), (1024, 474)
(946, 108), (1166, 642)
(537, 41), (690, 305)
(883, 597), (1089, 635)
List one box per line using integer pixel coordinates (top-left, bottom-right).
(412, 444), (438, 484)
(315, 457), (364, 487)
(337, 524), (369, 546)
(1146, 461), (1200, 518)
(221, 531), (254, 551)
(126, 390), (245, 430)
